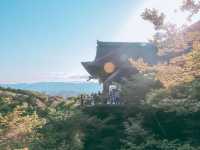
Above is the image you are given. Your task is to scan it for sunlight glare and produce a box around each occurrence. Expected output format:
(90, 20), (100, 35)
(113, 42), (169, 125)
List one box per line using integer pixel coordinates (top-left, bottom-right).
(114, 0), (200, 42)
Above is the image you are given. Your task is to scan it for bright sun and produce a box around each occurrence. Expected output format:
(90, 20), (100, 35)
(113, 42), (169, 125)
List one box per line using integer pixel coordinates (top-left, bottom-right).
(115, 0), (200, 42)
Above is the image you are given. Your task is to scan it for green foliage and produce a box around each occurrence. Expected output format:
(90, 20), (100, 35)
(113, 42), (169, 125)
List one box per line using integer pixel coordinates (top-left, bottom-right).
(145, 79), (200, 113)
(121, 115), (148, 148)
(1, 86), (200, 150)
(188, 79), (200, 100)
(121, 73), (161, 104)
(31, 110), (85, 150)
(146, 88), (169, 105)
(122, 138), (200, 150)
(121, 108), (200, 150)
(82, 105), (126, 150)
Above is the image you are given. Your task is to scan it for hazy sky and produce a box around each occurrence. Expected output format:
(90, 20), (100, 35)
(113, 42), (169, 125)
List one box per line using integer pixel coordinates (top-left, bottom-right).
(0, 0), (198, 83)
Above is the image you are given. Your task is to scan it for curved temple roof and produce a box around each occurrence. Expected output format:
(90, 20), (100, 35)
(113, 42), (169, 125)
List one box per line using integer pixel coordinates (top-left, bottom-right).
(82, 41), (159, 80)
(95, 41), (158, 65)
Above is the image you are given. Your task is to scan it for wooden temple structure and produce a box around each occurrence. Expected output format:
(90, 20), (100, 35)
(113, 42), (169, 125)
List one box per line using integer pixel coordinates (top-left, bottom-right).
(81, 41), (159, 96)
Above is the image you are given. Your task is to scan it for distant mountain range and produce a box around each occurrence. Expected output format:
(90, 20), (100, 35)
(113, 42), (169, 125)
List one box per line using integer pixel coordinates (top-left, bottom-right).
(0, 82), (102, 97)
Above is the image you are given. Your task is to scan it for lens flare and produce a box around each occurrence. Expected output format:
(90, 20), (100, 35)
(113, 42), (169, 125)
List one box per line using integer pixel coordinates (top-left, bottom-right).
(104, 62), (116, 74)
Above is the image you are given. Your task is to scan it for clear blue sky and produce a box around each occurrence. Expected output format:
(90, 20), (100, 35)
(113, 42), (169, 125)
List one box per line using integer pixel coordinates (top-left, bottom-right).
(0, 0), (143, 83)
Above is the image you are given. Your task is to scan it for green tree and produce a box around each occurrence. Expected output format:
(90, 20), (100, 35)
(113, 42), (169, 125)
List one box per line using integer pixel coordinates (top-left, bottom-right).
(121, 73), (161, 104)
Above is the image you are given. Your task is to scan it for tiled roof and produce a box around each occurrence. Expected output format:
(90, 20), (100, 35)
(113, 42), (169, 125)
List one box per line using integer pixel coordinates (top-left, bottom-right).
(95, 41), (158, 65)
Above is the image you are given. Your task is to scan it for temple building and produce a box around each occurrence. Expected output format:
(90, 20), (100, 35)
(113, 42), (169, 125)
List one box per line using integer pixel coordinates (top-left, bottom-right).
(81, 41), (159, 97)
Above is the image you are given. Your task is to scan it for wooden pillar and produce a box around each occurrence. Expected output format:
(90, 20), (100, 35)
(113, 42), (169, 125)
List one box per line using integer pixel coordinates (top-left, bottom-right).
(102, 81), (109, 104)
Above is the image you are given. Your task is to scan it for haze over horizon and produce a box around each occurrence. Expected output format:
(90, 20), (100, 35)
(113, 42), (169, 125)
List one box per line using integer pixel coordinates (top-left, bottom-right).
(1, 0), (199, 84)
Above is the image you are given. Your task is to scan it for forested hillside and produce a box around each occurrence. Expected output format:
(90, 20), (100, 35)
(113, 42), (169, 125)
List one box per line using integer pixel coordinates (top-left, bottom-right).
(1, 77), (200, 150)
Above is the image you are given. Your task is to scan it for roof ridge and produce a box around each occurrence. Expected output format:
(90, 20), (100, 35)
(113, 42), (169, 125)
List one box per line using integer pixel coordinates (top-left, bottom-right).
(97, 40), (150, 44)
(97, 41), (152, 46)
